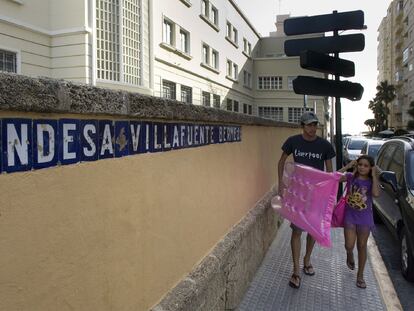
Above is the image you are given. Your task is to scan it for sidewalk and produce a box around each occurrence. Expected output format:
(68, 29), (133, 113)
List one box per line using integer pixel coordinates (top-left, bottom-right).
(237, 221), (399, 311)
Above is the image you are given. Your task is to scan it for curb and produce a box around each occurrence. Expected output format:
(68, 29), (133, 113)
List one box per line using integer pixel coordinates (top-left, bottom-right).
(367, 235), (403, 310)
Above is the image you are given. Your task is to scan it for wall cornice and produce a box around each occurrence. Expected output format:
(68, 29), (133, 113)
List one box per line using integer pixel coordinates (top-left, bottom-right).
(0, 14), (91, 37)
(0, 73), (297, 128)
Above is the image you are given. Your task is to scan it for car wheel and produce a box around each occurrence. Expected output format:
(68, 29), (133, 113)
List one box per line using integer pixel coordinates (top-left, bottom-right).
(400, 228), (414, 282)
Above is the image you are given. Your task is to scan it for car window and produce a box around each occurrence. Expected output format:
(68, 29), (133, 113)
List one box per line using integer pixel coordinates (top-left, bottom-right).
(377, 143), (397, 170)
(360, 142), (368, 154)
(407, 151), (414, 190)
(343, 137), (350, 148)
(387, 145), (405, 186)
(348, 139), (366, 150)
(368, 144), (382, 158)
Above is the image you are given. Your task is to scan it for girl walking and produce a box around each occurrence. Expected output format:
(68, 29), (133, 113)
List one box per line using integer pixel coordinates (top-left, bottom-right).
(339, 155), (380, 288)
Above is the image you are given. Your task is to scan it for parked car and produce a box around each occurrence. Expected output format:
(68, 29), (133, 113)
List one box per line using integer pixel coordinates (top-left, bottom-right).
(373, 136), (414, 281)
(360, 139), (386, 162)
(341, 136), (351, 164)
(343, 136), (368, 164)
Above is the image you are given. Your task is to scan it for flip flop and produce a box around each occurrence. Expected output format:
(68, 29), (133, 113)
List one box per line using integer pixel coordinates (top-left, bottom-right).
(346, 258), (355, 270)
(303, 264), (315, 276)
(346, 252), (355, 270)
(288, 274), (301, 289)
(356, 278), (367, 289)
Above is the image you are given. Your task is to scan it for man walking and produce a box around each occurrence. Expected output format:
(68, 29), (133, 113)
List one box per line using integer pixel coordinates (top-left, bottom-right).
(277, 111), (335, 289)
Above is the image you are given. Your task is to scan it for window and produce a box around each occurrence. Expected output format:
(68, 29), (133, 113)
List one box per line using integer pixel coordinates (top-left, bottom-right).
(226, 21), (238, 46)
(162, 80), (176, 100)
(181, 85), (192, 104)
(0, 49), (17, 73)
(288, 76), (296, 90)
(243, 38), (252, 56)
(202, 44), (209, 64)
(248, 105), (253, 115)
(201, 0), (208, 16)
(288, 107), (313, 123)
(243, 71), (252, 87)
(227, 60), (232, 76)
(202, 91), (211, 107)
(243, 103), (248, 114)
(179, 29), (190, 54)
(259, 107), (284, 121)
(211, 50), (219, 69)
(211, 5), (218, 25)
(201, 43), (219, 71)
(226, 59), (237, 81)
(403, 47), (410, 62)
(96, 0), (142, 85)
(213, 94), (220, 108)
(377, 144), (397, 170)
(227, 99), (232, 111)
(226, 22), (232, 38)
(200, 0), (219, 28)
(163, 19), (174, 46)
(258, 76), (283, 90)
(233, 101), (239, 112)
(388, 146), (405, 185)
(233, 63), (238, 80)
(232, 28), (238, 45)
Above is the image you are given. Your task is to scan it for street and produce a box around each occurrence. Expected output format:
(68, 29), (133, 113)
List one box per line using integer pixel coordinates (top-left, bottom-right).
(372, 223), (414, 310)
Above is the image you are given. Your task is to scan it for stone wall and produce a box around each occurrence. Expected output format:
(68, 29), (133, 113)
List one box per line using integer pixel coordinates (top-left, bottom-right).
(0, 73), (296, 311)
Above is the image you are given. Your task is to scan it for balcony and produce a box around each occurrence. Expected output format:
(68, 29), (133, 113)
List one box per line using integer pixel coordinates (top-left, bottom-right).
(395, 20), (404, 35)
(395, 36), (404, 49)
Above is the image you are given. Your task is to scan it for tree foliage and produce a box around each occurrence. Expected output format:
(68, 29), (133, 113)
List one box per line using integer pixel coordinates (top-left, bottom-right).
(366, 81), (396, 133)
(364, 119), (376, 133)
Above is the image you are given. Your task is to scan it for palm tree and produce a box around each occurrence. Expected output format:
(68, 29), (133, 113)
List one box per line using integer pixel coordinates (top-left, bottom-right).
(364, 119), (376, 133)
(375, 81), (396, 130)
(368, 98), (388, 132)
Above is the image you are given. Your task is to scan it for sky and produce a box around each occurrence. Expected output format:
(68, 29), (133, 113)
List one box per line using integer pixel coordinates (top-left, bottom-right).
(237, 0), (392, 134)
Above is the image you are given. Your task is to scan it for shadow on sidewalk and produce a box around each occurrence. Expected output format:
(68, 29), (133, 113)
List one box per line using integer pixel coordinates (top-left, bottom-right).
(237, 221), (386, 311)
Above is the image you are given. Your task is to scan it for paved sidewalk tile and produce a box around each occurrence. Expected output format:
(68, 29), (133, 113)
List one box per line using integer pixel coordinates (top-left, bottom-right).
(237, 222), (386, 311)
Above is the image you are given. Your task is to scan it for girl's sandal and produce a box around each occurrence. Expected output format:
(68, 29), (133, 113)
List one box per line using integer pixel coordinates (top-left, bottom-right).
(346, 253), (355, 270)
(346, 258), (355, 270)
(288, 274), (301, 289)
(356, 278), (367, 289)
(303, 264), (315, 276)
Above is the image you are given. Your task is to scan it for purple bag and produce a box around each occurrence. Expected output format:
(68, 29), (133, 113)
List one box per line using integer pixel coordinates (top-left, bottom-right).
(331, 183), (349, 228)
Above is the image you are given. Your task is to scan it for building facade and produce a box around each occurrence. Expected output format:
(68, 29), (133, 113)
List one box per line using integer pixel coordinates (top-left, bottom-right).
(254, 15), (327, 125)
(377, 0), (414, 129)
(0, 0), (328, 128)
(0, 0), (152, 95)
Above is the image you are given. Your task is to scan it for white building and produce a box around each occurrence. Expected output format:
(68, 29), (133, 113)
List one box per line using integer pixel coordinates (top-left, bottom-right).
(254, 14), (327, 124)
(0, 0), (328, 127)
(0, 0), (152, 95)
(152, 0), (259, 114)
